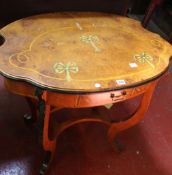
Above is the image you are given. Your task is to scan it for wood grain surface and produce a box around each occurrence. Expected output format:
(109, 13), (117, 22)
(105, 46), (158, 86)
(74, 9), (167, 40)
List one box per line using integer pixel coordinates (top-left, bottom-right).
(0, 12), (171, 93)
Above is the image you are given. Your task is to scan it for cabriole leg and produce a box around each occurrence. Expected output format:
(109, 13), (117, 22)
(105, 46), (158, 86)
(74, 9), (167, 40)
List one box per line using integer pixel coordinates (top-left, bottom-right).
(37, 91), (56, 175)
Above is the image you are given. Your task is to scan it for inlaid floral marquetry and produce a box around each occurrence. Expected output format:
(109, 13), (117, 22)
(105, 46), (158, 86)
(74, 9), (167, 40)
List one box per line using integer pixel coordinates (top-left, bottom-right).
(80, 35), (101, 53)
(53, 62), (79, 82)
(134, 52), (155, 68)
(0, 12), (171, 92)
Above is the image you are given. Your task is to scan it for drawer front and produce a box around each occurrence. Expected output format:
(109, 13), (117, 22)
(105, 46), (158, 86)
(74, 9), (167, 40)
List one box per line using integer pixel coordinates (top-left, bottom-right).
(77, 84), (149, 108)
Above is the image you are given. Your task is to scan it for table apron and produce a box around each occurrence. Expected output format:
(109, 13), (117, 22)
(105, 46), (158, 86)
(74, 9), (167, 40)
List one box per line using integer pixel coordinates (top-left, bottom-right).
(4, 78), (151, 108)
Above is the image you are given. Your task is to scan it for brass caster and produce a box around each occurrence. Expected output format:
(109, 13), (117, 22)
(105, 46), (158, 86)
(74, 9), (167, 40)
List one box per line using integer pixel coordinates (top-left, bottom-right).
(23, 113), (34, 124)
(39, 151), (52, 175)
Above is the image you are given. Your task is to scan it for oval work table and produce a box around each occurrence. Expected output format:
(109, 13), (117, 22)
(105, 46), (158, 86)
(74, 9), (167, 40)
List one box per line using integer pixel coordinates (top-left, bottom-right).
(0, 12), (172, 174)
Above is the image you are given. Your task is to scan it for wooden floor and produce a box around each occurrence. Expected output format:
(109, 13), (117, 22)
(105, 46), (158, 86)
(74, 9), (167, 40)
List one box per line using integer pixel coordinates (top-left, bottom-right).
(0, 69), (172, 175)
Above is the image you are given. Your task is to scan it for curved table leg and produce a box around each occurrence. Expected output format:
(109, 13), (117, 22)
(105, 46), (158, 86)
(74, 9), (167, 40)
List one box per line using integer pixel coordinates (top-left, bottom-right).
(32, 89), (56, 174)
(107, 81), (157, 149)
(39, 104), (56, 175)
(39, 103), (112, 174)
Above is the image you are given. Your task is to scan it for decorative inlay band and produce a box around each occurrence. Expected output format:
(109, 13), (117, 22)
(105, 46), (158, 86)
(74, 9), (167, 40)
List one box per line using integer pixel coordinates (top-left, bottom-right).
(134, 52), (154, 68)
(53, 62), (79, 81)
(80, 35), (101, 53)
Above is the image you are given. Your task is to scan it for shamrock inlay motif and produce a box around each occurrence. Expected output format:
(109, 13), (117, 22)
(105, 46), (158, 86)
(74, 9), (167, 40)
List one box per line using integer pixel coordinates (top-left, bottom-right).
(54, 62), (79, 81)
(80, 35), (101, 53)
(134, 52), (154, 68)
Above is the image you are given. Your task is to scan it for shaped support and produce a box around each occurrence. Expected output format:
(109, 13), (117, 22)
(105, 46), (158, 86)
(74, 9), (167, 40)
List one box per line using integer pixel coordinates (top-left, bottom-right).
(107, 81), (157, 145)
(36, 81), (157, 174)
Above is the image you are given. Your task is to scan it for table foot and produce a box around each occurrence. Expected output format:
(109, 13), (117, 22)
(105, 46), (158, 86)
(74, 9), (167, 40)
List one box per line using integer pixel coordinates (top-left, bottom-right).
(23, 113), (34, 124)
(25, 97), (38, 124)
(114, 140), (125, 152)
(39, 151), (52, 175)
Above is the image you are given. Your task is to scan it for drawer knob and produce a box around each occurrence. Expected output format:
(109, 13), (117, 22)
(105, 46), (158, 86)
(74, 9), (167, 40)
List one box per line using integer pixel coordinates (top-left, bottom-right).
(121, 91), (126, 95)
(110, 93), (115, 98)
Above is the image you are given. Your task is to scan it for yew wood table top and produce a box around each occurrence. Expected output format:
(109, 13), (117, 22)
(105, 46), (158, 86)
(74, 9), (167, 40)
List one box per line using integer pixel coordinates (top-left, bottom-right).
(0, 12), (172, 93)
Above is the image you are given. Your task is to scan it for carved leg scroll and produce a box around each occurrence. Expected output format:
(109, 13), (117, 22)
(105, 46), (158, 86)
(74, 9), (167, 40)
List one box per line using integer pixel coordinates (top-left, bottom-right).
(107, 81), (157, 149)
